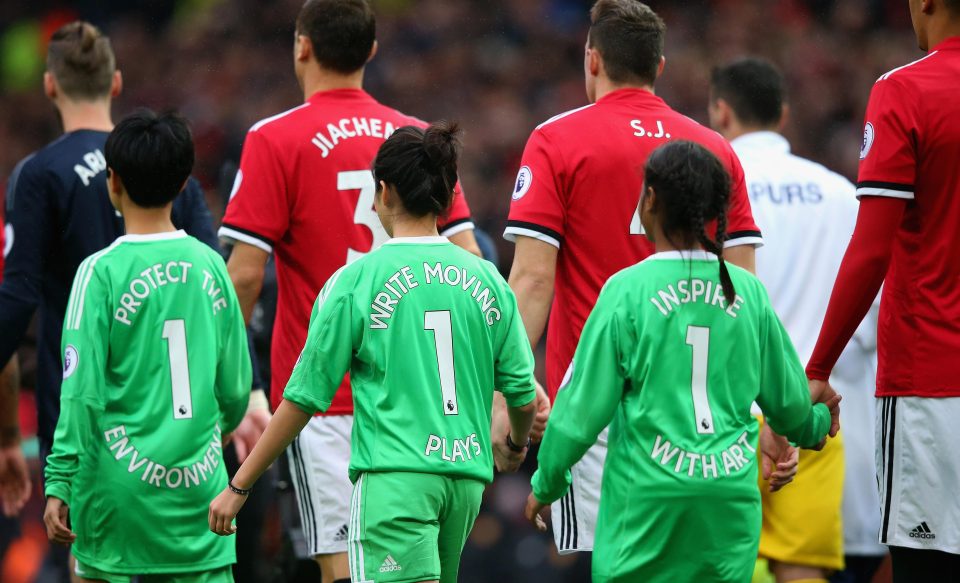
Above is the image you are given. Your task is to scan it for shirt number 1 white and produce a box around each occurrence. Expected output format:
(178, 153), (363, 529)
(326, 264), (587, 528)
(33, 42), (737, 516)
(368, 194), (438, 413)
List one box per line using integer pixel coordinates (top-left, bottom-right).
(685, 325), (715, 434)
(424, 310), (459, 415)
(162, 319), (193, 420)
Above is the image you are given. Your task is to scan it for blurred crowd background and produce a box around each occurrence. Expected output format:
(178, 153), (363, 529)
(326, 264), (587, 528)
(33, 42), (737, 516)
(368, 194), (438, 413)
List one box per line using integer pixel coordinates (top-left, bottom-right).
(0, 0), (919, 581)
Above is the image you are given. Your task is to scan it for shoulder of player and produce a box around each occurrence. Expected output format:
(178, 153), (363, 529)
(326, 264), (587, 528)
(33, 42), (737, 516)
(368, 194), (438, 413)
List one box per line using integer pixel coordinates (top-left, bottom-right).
(385, 107), (429, 129)
(532, 103), (598, 136)
(874, 50), (943, 85)
(246, 102), (314, 137)
(5, 152), (41, 202)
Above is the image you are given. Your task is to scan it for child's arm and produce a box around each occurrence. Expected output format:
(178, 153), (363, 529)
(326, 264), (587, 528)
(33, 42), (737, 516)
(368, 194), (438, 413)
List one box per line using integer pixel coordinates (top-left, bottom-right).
(216, 265), (253, 435)
(492, 288), (538, 472)
(209, 399), (310, 535)
(527, 289), (628, 529)
(756, 302), (838, 449)
(43, 260), (110, 543)
(209, 269), (357, 535)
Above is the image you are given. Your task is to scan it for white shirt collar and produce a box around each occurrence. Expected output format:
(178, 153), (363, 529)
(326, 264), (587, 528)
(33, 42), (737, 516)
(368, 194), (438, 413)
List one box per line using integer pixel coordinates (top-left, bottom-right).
(117, 230), (187, 243)
(644, 250), (717, 262)
(730, 131), (791, 155)
(383, 236), (450, 245)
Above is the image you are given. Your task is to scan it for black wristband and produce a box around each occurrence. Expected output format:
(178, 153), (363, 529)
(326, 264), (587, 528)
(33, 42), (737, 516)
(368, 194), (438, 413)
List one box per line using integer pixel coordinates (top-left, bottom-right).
(506, 433), (531, 453)
(228, 480), (251, 496)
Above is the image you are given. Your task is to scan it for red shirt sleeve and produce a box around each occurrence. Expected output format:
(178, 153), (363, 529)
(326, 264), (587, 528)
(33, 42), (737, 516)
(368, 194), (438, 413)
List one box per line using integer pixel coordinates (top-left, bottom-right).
(856, 77), (917, 200)
(722, 146), (762, 247)
(806, 196), (906, 379)
(438, 180), (474, 237)
(504, 128), (566, 248)
(219, 128), (290, 253)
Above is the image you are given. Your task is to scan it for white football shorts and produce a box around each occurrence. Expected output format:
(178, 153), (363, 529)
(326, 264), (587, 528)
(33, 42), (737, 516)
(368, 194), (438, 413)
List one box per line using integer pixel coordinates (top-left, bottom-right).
(286, 414), (354, 557)
(550, 426), (607, 554)
(876, 396), (960, 554)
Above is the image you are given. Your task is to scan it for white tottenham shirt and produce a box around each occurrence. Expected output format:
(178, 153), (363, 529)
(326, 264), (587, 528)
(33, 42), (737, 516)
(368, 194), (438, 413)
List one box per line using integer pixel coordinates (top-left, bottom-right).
(733, 131), (884, 557)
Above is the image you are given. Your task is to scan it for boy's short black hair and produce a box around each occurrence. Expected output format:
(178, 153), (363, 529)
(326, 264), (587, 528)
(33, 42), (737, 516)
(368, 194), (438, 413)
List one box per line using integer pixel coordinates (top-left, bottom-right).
(710, 58), (785, 128)
(297, 0), (376, 74)
(105, 109), (195, 208)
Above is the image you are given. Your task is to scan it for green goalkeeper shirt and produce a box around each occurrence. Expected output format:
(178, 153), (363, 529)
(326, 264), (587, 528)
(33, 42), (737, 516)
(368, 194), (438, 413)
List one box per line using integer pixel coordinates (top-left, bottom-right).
(532, 250), (831, 505)
(44, 231), (251, 574)
(283, 236), (536, 483)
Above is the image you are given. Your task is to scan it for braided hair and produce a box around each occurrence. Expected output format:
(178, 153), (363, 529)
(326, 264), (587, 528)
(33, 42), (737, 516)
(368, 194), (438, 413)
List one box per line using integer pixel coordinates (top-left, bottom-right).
(643, 140), (736, 304)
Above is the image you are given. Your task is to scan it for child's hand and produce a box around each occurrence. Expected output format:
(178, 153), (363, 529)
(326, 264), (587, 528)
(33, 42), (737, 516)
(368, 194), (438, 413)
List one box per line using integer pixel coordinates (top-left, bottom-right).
(208, 487), (247, 536)
(43, 496), (76, 545)
(524, 492), (548, 532)
(759, 423), (799, 492)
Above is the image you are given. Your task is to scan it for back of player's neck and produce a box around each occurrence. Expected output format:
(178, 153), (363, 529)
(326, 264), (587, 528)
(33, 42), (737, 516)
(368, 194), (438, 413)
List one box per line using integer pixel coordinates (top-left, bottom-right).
(302, 67), (365, 100)
(926, 24), (960, 50)
(595, 81), (654, 101)
(58, 99), (113, 133)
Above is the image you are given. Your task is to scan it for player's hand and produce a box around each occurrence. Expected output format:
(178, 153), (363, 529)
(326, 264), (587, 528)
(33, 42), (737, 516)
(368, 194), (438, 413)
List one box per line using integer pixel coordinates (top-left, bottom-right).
(208, 488), (246, 536)
(230, 407), (272, 463)
(808, 379), (841, 438)
(524, 492), (548, 532)
(758, 423), (798, 492)
(43, 496), (76, 545)
(0, 443), (31, 516)
(809, 392), (843, 451)
(493, 437), (527, 473)
(530, 382), (551, 443)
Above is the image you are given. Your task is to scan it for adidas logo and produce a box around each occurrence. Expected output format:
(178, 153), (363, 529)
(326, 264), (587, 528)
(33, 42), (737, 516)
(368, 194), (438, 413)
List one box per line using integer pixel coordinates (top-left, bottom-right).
(379, 555), (402, 573)
(909, 522), (936, 540)
(333, 524), (349, 542)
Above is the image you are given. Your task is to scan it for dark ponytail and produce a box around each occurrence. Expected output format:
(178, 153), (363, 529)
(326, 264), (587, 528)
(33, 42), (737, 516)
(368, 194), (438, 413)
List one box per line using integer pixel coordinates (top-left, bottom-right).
(372, 120), (462, 217)
(643, 140), (736, 304)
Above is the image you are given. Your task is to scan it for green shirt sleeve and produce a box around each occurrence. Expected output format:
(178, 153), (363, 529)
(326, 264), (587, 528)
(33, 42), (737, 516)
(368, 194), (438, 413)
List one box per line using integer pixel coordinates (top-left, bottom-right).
(531, 286), (628, 504)
(283, 268), (357, 414)
(216, 260), (252, 433)
(494, 287), (536, 408)
(44, 261), (110, 504)
(755, 300), (830, 448)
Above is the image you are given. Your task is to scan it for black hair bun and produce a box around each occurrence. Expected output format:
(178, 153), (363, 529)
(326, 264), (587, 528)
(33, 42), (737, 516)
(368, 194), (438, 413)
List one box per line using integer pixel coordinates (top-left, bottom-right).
(423, 120), (462, 175)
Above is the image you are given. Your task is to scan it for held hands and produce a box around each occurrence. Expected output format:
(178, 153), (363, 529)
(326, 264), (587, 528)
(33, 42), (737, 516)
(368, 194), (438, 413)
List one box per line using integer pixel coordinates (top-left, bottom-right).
(758, 423), (799, 492)
(531, 381), (551, 443)
(43, 496), (76, 545)
(493, 434), (529, 473)
(808, 378), (842, 440)
(524, 492), (548, 532)
(208, 487), (248, 536)
(0, 443), (31, 516)
(492, 381), (550, 472)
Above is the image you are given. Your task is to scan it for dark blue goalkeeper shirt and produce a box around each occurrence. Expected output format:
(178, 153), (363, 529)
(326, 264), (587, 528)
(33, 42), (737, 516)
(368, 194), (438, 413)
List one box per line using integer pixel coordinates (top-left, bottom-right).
(0, 129), (218, 452)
